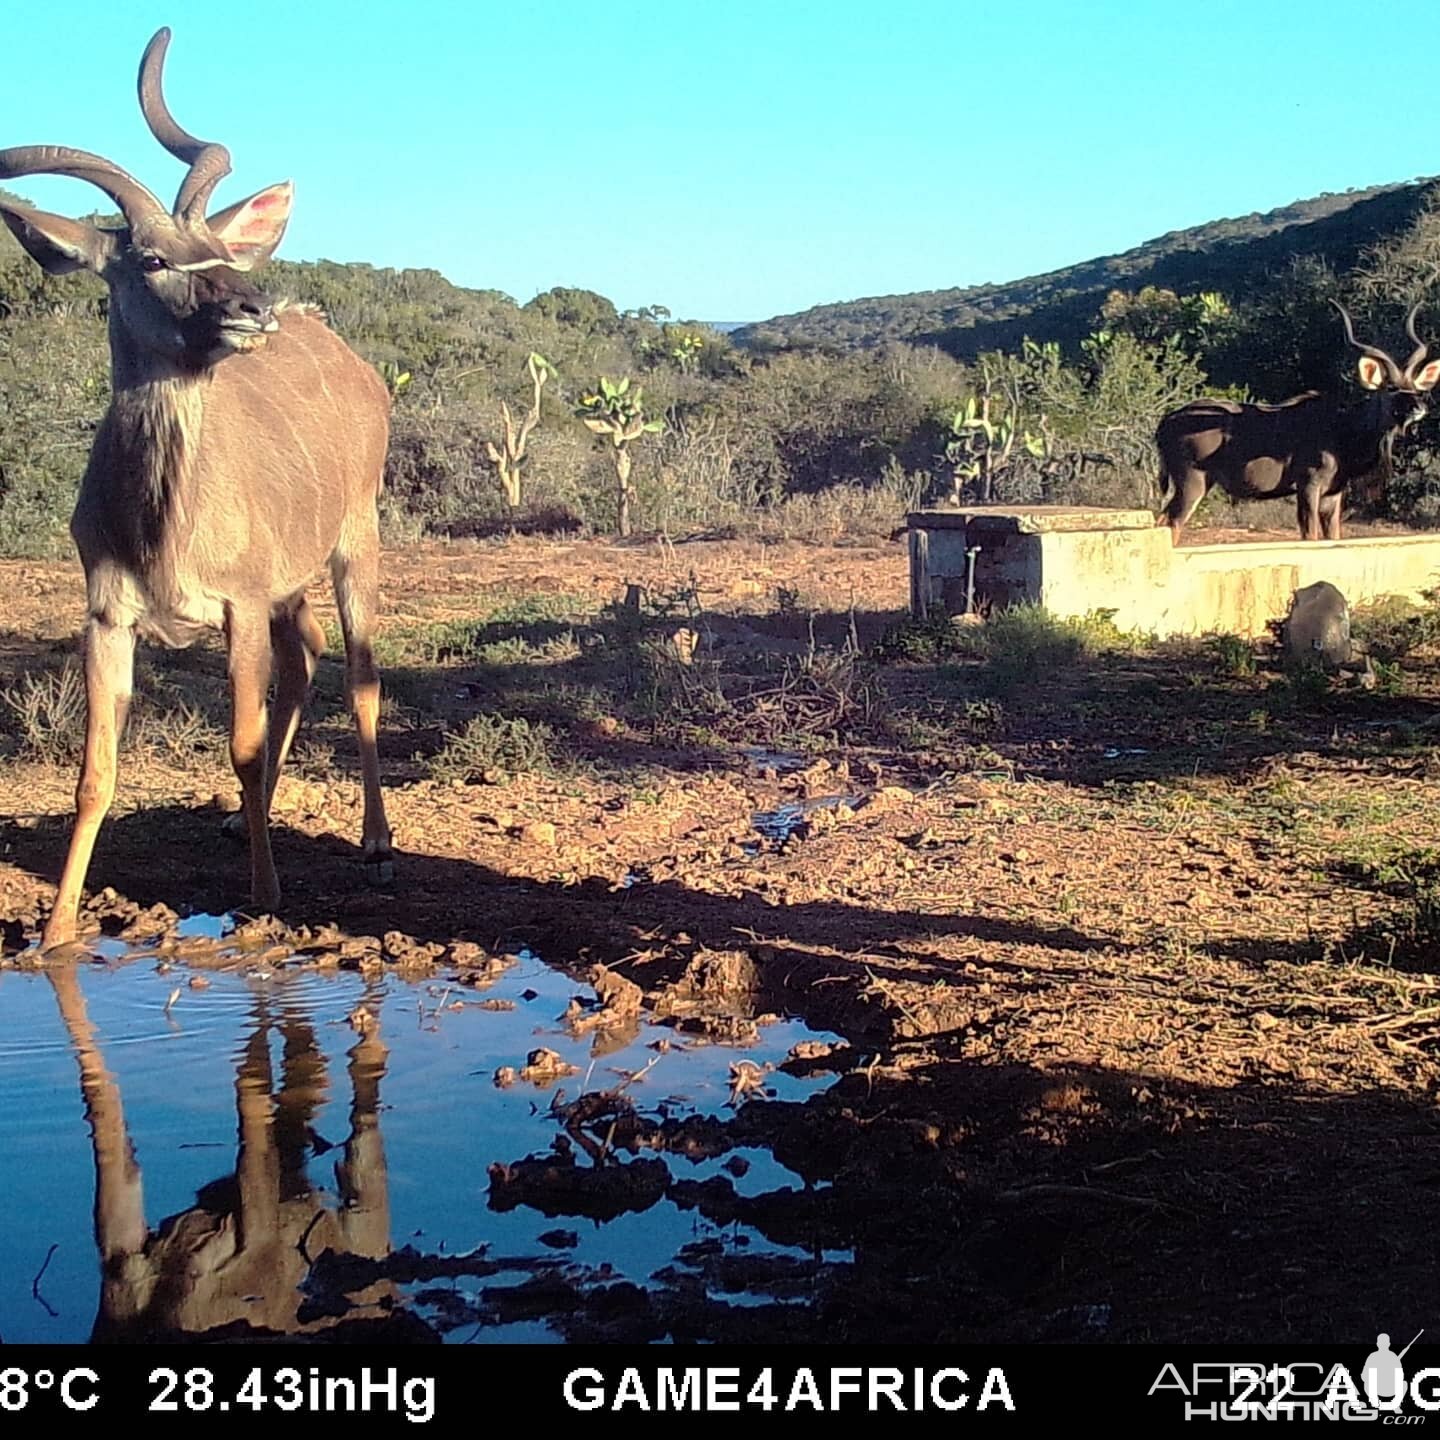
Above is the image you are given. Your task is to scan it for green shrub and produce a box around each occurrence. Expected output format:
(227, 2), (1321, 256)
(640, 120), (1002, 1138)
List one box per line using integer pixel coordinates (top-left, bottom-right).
(1206, 633), (1257, 676)
(982, 604), (1137, 689)
(1350, 593), (1440, 663)
(427, 714), (557, 783)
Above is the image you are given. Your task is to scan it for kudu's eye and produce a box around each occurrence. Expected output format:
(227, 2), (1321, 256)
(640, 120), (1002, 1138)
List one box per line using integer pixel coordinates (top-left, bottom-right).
(139, 254), (168, 273)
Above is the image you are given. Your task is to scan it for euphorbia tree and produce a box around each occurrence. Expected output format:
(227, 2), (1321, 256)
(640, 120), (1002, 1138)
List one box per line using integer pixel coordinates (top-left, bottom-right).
(485, 352), (556, 509)
(945, 358), (1046, 503)
(576, 376), (663, 536)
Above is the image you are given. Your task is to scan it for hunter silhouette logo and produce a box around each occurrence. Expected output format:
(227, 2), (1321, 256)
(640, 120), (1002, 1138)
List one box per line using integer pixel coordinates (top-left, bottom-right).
(1149, 1327), (1439, 1418)
(1362, 1330), (1424, 1411)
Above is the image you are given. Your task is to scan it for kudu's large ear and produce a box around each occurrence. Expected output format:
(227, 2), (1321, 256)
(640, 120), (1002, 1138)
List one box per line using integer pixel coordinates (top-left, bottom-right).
(206, 181), (293, 269)
(1412, 359), (1440, 392)
(0, 201), (116, 275)
(1356, 356), (1387, 390)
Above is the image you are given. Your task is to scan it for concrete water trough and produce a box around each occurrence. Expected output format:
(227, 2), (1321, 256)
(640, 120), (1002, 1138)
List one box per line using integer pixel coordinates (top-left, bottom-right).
(907, 506), (1440, 639)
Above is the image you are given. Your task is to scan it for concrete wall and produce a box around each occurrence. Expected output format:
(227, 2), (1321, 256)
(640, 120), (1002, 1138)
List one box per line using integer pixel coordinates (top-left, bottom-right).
(909, 507), (1440, 638)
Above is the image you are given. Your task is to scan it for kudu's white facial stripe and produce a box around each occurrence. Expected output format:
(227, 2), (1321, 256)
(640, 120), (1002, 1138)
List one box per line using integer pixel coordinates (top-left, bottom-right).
(172, 255), (254, 274)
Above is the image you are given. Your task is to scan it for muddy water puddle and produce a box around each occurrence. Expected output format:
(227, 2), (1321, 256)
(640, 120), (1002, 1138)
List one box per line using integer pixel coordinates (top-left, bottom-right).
(750, 794), (864, 847)
(0, 935), (845, 1344)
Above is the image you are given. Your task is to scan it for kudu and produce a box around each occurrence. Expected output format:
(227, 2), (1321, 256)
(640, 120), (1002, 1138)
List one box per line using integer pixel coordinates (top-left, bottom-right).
(1156, 301), (1440, 541)
(46, 967), (399, 1341)
(0, 29), (394, 950)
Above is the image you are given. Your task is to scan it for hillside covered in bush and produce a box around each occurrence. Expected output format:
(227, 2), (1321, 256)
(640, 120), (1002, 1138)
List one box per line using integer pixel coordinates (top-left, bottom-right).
(735, 179), (1438, 356)
(5, 175), (1440, 557)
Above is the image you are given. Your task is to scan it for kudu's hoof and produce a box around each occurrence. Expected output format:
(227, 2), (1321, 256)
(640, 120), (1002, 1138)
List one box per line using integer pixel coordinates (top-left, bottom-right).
(220, 809), (245, 841)
(364, 845), (396, 888)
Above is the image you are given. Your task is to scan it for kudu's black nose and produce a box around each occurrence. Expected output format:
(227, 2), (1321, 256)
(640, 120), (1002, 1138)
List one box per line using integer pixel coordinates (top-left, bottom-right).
(222, 288), (275, 328)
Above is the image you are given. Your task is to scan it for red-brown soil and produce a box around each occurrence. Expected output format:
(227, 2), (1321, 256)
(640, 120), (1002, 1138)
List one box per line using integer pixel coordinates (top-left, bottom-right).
(4, 535), (1440, 1342)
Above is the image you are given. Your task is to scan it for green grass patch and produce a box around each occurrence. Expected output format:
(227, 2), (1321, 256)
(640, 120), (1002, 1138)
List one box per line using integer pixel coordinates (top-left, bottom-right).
(427, 714), (559, 783)
(981, 605), (1140, 691)
(1205, 633), (1256, 677)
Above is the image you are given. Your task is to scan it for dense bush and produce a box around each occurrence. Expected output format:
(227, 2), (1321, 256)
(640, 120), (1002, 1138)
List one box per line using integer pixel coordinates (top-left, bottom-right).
(6, 175), (1440, 554)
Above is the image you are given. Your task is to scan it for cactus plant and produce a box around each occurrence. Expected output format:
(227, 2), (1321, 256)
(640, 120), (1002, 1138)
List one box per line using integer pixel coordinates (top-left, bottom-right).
(945, 360), (1046, 503)
(484, 352), (556, 510)
(575, 375), (664, 536)
(640, 326), (705, 375)
(376, 360), (412, 397)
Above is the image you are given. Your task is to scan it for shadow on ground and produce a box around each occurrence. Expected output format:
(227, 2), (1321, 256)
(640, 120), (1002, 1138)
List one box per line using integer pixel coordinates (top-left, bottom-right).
(6, 807), (1439, 1342)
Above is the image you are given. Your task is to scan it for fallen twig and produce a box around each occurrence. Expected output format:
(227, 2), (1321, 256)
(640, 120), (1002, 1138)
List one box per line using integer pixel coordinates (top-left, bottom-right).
(32, 1242), (59, 1318)
(614, 1054), (661, 1092)
(1366, 1004), (1440, 1034)
(994, 1183), (1171, 1212)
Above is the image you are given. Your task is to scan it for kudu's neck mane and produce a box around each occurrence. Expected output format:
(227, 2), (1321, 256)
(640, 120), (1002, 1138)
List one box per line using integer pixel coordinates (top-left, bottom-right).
(1336, 389), (1401, 480)
(100, 328), (214, 572)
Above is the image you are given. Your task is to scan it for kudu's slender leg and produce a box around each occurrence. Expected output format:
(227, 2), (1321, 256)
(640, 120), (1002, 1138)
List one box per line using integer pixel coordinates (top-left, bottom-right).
(267, 599), (325, 792)
(275, 1012), (325, 1201)
(1320, 493), (1344, 540)
(222, 599), (325, 838)
(331, 539), (394, 885)
(47, 964), (154, 1340)
(235, 1013), (281, 1248)
(336, 998), (391, 1264)
(42, 618), (135, 951)
(226, 608), (281, 910)
(1160, 467), (1207, 544)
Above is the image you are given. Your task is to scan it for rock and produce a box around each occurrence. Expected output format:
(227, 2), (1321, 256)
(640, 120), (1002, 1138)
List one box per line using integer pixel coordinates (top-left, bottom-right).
(271, 778), (326, 816)
(676, 1013), (760, 1045)
(566, 964), (644, 1037)
(519, 1048), (581, 1085)
(592, 964), (643, 1016)
(796, 759), (832, 795)
(799, 806), (839, 838)
(1283, 581), (1359, 668)
(668, 627), (700, 665)
(788, 1040), (836, 1062)
(858, 785), (915, 813)
(447, 940), (488, 967)
(118, 902), (179, 940)
(382, 930), (445, 968)
(488, 1153), (669, 1221)
(517, 820), (558, 848)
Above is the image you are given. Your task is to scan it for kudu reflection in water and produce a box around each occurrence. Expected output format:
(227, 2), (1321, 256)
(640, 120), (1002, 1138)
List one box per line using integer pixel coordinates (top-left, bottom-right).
(47, 967), (393, 1341)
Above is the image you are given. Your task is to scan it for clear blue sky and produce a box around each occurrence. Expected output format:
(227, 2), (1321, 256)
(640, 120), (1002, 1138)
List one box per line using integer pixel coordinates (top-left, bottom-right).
(5, 0), (1439, 322)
